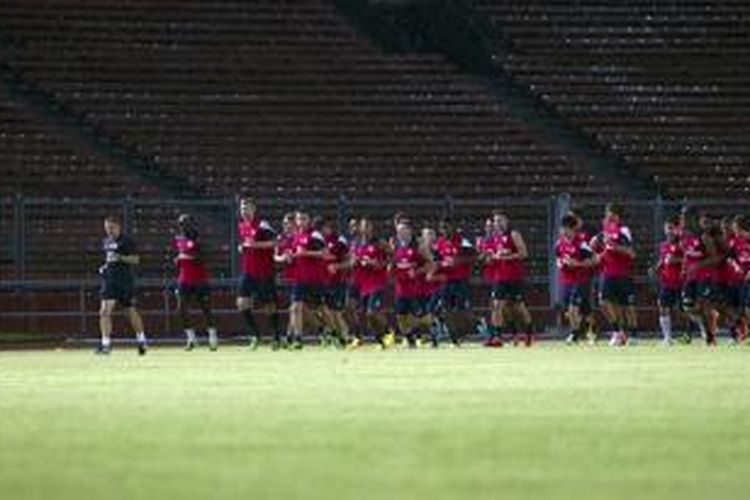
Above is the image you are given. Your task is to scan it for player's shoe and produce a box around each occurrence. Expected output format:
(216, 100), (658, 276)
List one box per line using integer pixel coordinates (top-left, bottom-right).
(565, 333), (577, 345)
(383, 329), (396, 349)
(248, 335), (259, 350)
(94, 344), (111, 355)
(185, 340), (196, 351)
(524, 333), (534, 348)
(484, 336), (503, 348)
(291, 337), (304, 350)
(346, 337), (362, 350)
(137, 342), (147, 356)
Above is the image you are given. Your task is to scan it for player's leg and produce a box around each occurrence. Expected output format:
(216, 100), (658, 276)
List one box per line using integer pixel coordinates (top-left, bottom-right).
(658, 288), (675, 345)
(124, 303), (147, 355)
(623, 279), (638, 342)
(237, 275), (263, 347)
(176, 286), (198, 350)
(195, 287), (218, 351)
(511, 283), (534, 347)
(98, 299), (116, 354)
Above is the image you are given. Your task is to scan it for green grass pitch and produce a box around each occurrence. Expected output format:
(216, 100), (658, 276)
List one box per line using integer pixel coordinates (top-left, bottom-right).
(1, 343), (749, 500)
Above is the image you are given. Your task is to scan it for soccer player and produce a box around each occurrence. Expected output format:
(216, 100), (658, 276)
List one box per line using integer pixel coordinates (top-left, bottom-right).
(237, 197), (282, 350)
(435, 219), (476, 346)
(352, 218), (391, 348)
(173, 214), (218, 351)
(731, 215), (750, 342)
(650, 215), (684, 345)
(97, 215), (147, 355)
(419, 227), (444, 347)
(719, 216), (745, 343)
(392, 220), (429, 348)
(682, 213), (722, 345)
(274, 212), (297, 347)
(477, 218), (502, 346)
(556, 214), (597, 344)
(488, 211), (534, 347)
(287, 211), (326, 349)
(591, 203), (637, 346)
(320, 216), (351, 347)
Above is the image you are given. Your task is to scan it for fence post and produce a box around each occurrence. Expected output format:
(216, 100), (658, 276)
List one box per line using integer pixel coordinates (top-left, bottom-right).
(549, 193), (571, 308)
(14, 193), (26, 280)
(653, 195), (664, 256)
(122, 195), (133, 234)
(229, 197), (239, 278)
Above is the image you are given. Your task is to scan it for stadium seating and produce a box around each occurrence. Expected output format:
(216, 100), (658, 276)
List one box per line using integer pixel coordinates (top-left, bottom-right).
(472, 0), (750, 198)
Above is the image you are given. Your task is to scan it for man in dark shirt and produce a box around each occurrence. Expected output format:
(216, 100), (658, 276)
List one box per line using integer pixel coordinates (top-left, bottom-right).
(98, 215), (147, 355)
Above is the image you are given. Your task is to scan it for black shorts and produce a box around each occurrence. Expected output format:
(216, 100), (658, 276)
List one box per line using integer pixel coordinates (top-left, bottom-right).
(683, 280), (715, 308)
(291, 283), (321, 304)
(721, 284), (742, 310)
(491, 281), (525, 303)
(176, 283), (211, 301)
(561, 282), (592, 315)
(101, 278), (136, 308)
(347, 284), (360, 304)
(323, 284), (347, 311)
(658, 286), (681, 309)
(600, 277), (636, 306)
(395, 297), (425, 317)
(238, 275), (277, 304)
(742, 282), (750, 308)
(441, 280), (471, 311)
(359, 291), (384, 313)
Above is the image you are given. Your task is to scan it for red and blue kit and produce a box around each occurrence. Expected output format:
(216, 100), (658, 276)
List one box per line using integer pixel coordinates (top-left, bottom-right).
(555, 232), (593, 312)
(657, 239), (684, 308)
(174, 233), (211, 297)
(393, 243), (426, 316)
(238, 217), (277, 304)
(723, 234), (747, 308)
(276, 232), (297, 285)
(322, 233), (350, 310)
(435, 233), (474, 310)
(682, 231), (717, 306)
(291, 229), (326, 303)
(730, 234), (750, 307)
(490, 230), (526, 303)
(352, 239), (389, 312)
(593, 221), (635, 306)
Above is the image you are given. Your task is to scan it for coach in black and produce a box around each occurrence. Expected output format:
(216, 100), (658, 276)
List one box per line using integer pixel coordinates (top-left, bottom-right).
(97, 215), (148, 355)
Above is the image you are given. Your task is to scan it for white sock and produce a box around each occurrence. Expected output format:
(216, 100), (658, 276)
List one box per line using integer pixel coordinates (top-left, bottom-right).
(659, 315), (672, 341)
(208, 327), (217, 339)
(136, 332), (146, 344)
(101, 337), (111, 348)
(185, 329), (196, 342)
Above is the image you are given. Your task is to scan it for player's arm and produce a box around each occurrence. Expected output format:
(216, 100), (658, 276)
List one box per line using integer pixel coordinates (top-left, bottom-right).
(696, 237), (721, 268)
(498, 231), (528, 260)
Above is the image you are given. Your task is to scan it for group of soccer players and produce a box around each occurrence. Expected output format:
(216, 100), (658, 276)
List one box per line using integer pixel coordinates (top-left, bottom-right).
(95, 198), (750, 354)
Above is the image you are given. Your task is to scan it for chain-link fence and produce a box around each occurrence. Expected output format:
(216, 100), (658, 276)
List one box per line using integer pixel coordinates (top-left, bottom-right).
(3, 194), (749, 338)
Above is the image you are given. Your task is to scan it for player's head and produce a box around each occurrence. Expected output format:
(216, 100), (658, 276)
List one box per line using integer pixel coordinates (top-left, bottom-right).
(560, 214), (578, 238)
(664, 214), (681, 239)
(103, 215), (122, 238)
(421, 227), (436, 247)
(605, 203), (623, 223)
(239, 197), (256, 219)
(439, 218), (454, 236)
(177, 213), (196, 233)
(282, 212), (296, 234)
(733, 214), (749, 235)
(719, 216), (733, 235)
(698, 211), (713, 230)
(320, 216), (336, 237)
(359, 218), (374, 239)
(393, 212), (409, 228)
(295, 211), (310, 231)
(484, 218), (494, 236)
(492, 210), (508, 232)
(568, 210), (584, 231)
(396, 221), (413, 245)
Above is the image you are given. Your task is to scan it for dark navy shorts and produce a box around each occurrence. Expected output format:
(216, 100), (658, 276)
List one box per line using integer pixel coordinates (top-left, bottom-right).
(600, 277), (636, 306)
(176, 283), (211, 301)
(101, 278), (136, 308)
(323, 284), (347, 311)
(657, 286), (681, 309)
(291, 283), (321, 304)
(238, 275), (277, 304)
(395, 297), (426, 317)
(359, 291), (384, 313)
(561, 282), (592, 315)
(682, 280), (715, 308)
(491, 281), (525, 303)
(440, 280), (471, 311)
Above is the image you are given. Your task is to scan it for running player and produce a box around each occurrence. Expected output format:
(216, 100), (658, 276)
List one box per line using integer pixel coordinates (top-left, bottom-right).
(556, 214), (597, 344)
(288, 211), (326, 349)
(320, 216), (351, 347)
(731, 215), (750, 342)
(392, 220), (429, 348)
(650, 215), (684, 345)
(97, 215), (147, 355)
(591, 203), (637, 346)
(719, 216), (745, 342)
(274, 212), (297, 348)
(682, 212), (722, 345)
(435, 219), (475, 345)
(477, 218), (501, 346)
(489, 211), (534, 347)
(420, 227), (445, 347)
(352, 218), (391, 348)
(237, 198), (282, 349)
(173, 214), (218, 351)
